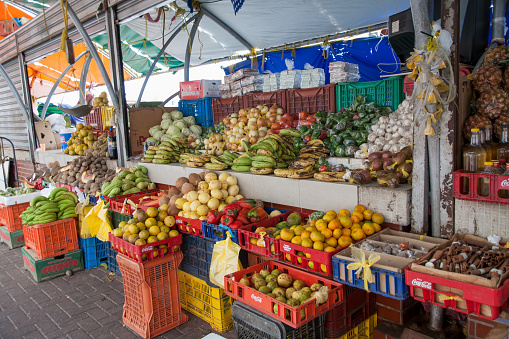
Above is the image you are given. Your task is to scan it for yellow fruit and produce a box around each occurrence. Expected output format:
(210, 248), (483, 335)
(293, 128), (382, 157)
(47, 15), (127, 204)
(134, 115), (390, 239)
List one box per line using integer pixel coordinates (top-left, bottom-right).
(338, 209), (351, 217)
(363, 210), (374, 221)
(149, 226), (160, 236)
(157, 210), (168, 221)
(372, 213), (384, 224)
(157, 232), (169, 241)
(113, 229), (123, 238)
(128, 225), (139, 234)
(190, 200), (201, 212)
(285, 254), (291, 261)
(197, 205), (209, 216)
(175, 198), (187, 210)
(139, 230), (150, 240)
(352, 211), (364, 222)
(293, 226), (304, 236)
(333, 229), (342, 239)
(145, 218), (157, 227)
(324, 246), (336, 253)
(308, 261), (315, 270)
(322, 214), (334, 223)
(338, 235), (353, 248)
(301, 238), (313, 248)
(157, 221), (164, 227)
(321, 228), (332, 239)
(321, 264), (327, 273)
(281, 229), (294, 242)
(316, 220), (327, 232)
(354, 205), (367, 213)
(313, 241), (324, 251)
(160, 226), (170, 234)
(182, 201), (191, 213)
(342, 228), (351, 237)
(339, 216), (352, 228)
(147, 236), (158, 243)
(135, 239), (147, 246)
(325, 237), (338, 248)
(164, 216), (175, 227)
(328, 219), (341, 231)
(310, 231), (325, 243)
(326, 210), (337, 218)
(301, 230), (311, 239)
(305, 226), (317, 233)
(146, 207), (158, 218)
(119, 221), (127, 229)
(304, 252), (311, 259)
(291, 236), (302, 246)
(373, 223), (382, 232)
(362, 223), (376, 236)
(351, 228), (365, 241)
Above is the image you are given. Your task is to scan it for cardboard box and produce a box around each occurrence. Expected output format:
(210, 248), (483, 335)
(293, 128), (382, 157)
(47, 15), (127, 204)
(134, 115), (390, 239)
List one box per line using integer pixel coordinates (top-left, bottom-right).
(22, 247), (83, 282)
(376, 229), (448, 245)
(0, 226), (24, 249)
(180, 80), (221, 100)
(34, 121), (61, 150)
(129, 107), (177, 156)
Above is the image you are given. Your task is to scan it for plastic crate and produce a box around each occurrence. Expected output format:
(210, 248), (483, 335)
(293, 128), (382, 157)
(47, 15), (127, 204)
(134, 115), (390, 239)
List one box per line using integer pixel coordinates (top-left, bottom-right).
(78, 237), (108, 269)
(117, 252), (188, 339)
(0, 226), (24, 249)
(108, 232), (181, 263)
(244, 90), (287, 110)
(22, 247), (83, 282)
(405, 267), (509, 320)
(287, 84), (337, 116)
(246, 252), (271, 267)
(0, 202), (29, 232)
(231, 300), (327, 339)
(179, 234), (217, 287)
(211, 96), (245, 125)
(108, 190), (163, 215)
(85, 107), (103, 130)
(336, 76), (405, 112)
(23, 218), (78, 259)
(101, 106), (114, 130)
(332, 248), (409, 300)
(335, 313), (377, 339)
(175, 215), (203, 237)
(453, 170), (509, 205)
(100, 188), (160, 204)
(178, 270), (233, 332)
(178, 98), (215, 127)
(109, 210), (131, 229)
(238, 211), (307, 261)
(403, 75), (414, 97)
(105, 241), (121, 276)
(224, 260), (343, 328)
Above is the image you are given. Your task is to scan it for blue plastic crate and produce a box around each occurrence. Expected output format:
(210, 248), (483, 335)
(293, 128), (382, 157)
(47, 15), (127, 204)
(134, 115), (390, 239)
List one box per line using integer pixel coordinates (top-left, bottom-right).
(178, 98), (215, 127)
(105, 241), (121, 276)
(179, 234), (217, 287)
(202, 207), (289, 244)
(78, 237), (108, 270)
(332, 252), (409, 300)
(87, 195), (97, 205)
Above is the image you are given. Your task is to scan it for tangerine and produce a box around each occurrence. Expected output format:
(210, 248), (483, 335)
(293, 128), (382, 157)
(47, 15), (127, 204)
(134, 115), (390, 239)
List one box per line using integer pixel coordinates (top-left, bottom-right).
(304, 252), (311, 259)
(363, 210), (374, 221)
(354, 205), (367, 213)
(373, 222), (382, 232)
(328, 219), (341, 231)
(352, 211), (364, 221)
(351, 215), (361, 224)
(145, 217), (157, 227)
(323, 214), (334, 223)
(338, 209), (351, 217)
(342, 228), (351, 237)
(333, 229), (342, 239)
(321, 228), (333, 239)
(294, 226), (305, 236)
(281, 229), (294, 241)
(324, 246), (336, 253)
(362, 223), (376, 236)
(308, 261), (315, 270)
(146, 207), (158, 218)
(315, 220), (327, 231)
(325, 237), (338, 247)
(372, 213), (384, 224)
(164, 216), (176, 227)
(157, 232), (169, 241)
(351, 223), (361, 230)
(291, 236), (302, 246)
(310, 231), (325, 243)
(305, 226), (317, 233)
(301, 230), (311, 239)
(338, 235), (353, 247)
(313, 241), (324, 251)
(351, 228), (365, 241)
(309, 219), (316, 227)
(339, 216), (352, 228)
(321, 264), (327, 273)
(148, 226), (160, 236)
(326, 210), (337, 218)
(285, 254), (292, 261)
(301, 238), (313, 248)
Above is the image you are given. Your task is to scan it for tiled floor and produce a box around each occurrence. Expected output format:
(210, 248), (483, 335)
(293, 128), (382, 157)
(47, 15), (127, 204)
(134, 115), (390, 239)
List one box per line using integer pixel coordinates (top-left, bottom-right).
(0, 243), (237, 339)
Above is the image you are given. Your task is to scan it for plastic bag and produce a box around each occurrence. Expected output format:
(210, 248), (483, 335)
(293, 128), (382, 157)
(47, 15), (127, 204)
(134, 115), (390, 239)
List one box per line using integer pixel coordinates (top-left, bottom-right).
(285, 58), (295, 70)
(81, 200), (112, 241)
(209, 235), (243, 289)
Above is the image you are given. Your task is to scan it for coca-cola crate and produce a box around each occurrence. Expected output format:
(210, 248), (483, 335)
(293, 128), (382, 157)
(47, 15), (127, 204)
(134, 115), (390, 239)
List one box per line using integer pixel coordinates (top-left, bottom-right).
(108, 232), (182, 263)
(85, 107), (103, 130)
(100, 188), (160, 204)
(175, 216), (203, 237)
(212, 96), (246, 125)
(108, 190), (163, 215)
(453, 170), (509, 205)
(244, 90), (287, 111)
(286, 84), (336, 116)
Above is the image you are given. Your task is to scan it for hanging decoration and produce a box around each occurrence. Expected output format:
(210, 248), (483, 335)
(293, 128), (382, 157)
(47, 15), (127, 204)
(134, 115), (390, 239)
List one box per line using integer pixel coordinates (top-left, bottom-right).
(406, 21), (456, 136)
(231, 0), (245, 15)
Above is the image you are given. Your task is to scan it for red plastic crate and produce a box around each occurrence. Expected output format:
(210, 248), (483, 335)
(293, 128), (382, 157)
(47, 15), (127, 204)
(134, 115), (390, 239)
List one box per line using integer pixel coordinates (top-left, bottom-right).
(246, 252), (271, 267)
(238, 211), (308, 261)
(108, 190), (164, 215)
(55, 183), (76, 192)
(244, 90), (287, 111)
(175, 216), (203, 237)
(84, 107), (103, 130)
(405, 267), (509, 320)
(224, 260), (343, 328)
(108, 232), (182, 263)
(23, 218), (78, 259)
(286, 84), (336, 115)
(403, 75), (414, 96)
(453, 170), (509, 205)
(212, 96), (246, 124)
(0, 202), (29, 231)
(117, 251), (188, 338)
(100, 189), (160, 204)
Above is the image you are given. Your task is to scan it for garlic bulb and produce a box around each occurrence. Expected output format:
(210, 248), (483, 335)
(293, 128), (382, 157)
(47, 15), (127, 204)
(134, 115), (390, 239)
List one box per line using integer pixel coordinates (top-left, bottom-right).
(385, 133), (392, 141)
(383, 144), (391, 151)
(368, 134), (377, 142)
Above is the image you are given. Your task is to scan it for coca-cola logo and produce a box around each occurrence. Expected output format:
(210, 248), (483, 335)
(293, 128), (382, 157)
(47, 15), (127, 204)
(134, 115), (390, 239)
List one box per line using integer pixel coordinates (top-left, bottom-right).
(141, 246), (154, 253)
(411, 278), (432, 289)
(501, 179), (509, 188)
(251, 294), (262, 303)
(282, 244), (291, 252)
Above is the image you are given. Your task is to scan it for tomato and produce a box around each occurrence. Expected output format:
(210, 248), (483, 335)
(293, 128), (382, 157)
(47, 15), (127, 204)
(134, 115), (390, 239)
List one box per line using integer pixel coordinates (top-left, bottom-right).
(282, 123), (290, 129)
(283, 113), (292, 120)
(271, 123), (280, 130)
(280, 117), (288, 125)
(399, 242), (409, 250)
(306, 116), (317, 123)
(299, 111), (308, 120)
(291, 120), (298, 128)
(319, 165), (328, 172)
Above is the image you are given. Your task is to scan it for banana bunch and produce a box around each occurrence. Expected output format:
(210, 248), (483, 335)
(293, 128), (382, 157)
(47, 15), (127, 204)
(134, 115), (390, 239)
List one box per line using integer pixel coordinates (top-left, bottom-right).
(20, 187), (78, 226)
(179, 153), (212, 168)
(297, 139), (330, 162)
(313, 172), (346, 182)
(274, 165), (316, 179)
(142, 139), (190, 164)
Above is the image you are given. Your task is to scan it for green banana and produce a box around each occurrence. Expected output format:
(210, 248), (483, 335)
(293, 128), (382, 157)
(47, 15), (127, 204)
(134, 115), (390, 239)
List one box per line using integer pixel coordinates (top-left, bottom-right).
(251, 161), (275, 168)
(251, 155), (276, 165)
(241, 140), (250, 152)
(48, 187), (68, 200)
(279, 128), (301, 137)
(231, 165), (252, 172)
(233, 157), (252, 166)
(30, 196), (49, 207)
(224, 151), (239, 159)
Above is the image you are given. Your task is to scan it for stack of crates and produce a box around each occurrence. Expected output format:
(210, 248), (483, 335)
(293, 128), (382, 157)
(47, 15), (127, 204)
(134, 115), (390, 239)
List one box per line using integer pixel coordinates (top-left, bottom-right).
(0, 201), (29, 249)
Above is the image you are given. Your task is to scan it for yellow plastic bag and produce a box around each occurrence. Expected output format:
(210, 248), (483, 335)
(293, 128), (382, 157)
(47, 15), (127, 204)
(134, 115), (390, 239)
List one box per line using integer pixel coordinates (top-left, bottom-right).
(81, 200), (112, 241)
(209, 234), (243, 289)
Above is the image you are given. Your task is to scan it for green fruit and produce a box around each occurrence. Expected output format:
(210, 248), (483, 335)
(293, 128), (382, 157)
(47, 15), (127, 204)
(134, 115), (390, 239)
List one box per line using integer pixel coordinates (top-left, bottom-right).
(258, 286), (272, 295)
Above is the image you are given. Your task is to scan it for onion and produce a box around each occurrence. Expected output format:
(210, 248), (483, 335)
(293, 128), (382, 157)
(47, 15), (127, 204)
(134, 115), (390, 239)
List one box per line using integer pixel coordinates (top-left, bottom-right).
(261, 105), (269, 114)
(248, 130), (259, 137)
(230, 118), (238, 125)
(249, 137), (258, 144)
(240, 116), (248, 124)
(392, 132), (401, 139)
(268, 115), (276, 123)
(233, 126), (240, 133)
(237, 145), (245, 152)
(248, 118), (257, 124)
(238, 121), (245, 129)
(248, 123), (258, 130)
(258, 126), (268, 132)
(223, 118), (230, 124)
(258, 130), (267, 137)
(257, 118), (266, 127)
(276, 115), (282, 122)
(385, 133), (392, 141)
(239, 109), (247, 116)
(256, 105), (263, 110)
(229, 136), (236, 143)
(379, 123), (386, 130)
(241, 137), (249, 143)
(230, 143), (238, 151)
(276, 108), (284, 115)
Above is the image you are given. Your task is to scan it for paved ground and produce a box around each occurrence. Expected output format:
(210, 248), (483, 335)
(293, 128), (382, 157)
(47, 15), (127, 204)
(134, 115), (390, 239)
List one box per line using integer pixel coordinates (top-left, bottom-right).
(0, 243), (237, 339)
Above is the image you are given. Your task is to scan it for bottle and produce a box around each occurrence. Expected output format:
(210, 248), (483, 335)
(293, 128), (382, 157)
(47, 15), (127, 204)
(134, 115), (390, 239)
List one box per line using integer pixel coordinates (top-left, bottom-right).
(107, 128), (118, 160)
(483, 125), (498, 161)
(479, 162), (497, 197)
(463, 128), (486, 173)
(500, 159), (507, 171)
(495, 125), (509, 161)
(493, 161), (504, 174)
(479, 127), (491, 161)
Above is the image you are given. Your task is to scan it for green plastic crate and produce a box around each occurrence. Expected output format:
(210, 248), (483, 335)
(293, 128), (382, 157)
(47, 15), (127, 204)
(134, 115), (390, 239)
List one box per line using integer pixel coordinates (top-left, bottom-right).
(109, 210), (130, 229)
(336, 76), (405, 112)
(0, 226), (24, 249)
(22, 247), (83, 282)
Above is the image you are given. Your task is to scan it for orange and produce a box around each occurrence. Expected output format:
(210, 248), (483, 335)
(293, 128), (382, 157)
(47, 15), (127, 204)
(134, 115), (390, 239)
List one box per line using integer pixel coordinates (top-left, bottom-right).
(304, 252), (311, 259)
(294, 226), (304, 236)
(315, 220), (327, 231)
(338, 209), (351, 217)
(291, 236), (302, 246)
(325, 237), (338, 248)
(164, 215), (176, 227)
(301, 238), (313, 248)
(145, 217), (157, 227)
(333, 229), (342, 239)
(313, 241), (324, 251)
(281, 229), (294, 241)
(310, 219), (316, 227)
(324, 246), (336, 253)
(342, 228), (351, 237)
(352, 211), (364, 222)
(351, 215), (361, 224)
(351, 223), (361, 229)
(276, 235), (281, 239)
(363, 210), (374, 221)
(338, 235), (353, 247)
(373, 222), (382, 232)
(148, 225), (160, 236)
(323, 214), (334, 223)
(354, 205), (367, 213)
(297, 251), (306, 257)
(339, 216), (352, 228)
(308, 261), (315, 270)
(321, 228), (333, 239)
(326, 210), (337, 218)
(157, 232), (169, 241)
(310, 231), (325, 243)
(321, 264), (327, 273)
(351, 228), (366, 241)
(328, 219), (341, 231)
(301, 230), (311, 239)
(305, 226), (317, 233)
(362, 223), (376, 236)
(285, 254), (292, 261)
(372, 213), (384, 224)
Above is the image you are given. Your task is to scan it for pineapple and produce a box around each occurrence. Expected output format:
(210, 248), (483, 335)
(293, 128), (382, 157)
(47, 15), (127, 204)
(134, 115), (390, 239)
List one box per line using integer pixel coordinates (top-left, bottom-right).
(484, 45), (508, 64)
(477, 88), (509, 119)
(463, 114), (492, 140)
(494, 113), (509, 140)
(472, 64), (503, 93)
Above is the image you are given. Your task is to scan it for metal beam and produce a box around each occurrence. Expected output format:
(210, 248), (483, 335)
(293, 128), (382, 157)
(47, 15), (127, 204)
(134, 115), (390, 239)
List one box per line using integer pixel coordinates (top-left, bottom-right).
(0, 64), (32, 127)
(184, 11), (204, 82)
(161, 91), (180, 107)
(492, 0), (506, 42)
(201, 7), (252, 50)
(18, 52), (37, 162)
(66, 0), (119, 110)
(136, 14), (199, 108)
(79, 53), (92, 105)
(41, 50), (88, 119)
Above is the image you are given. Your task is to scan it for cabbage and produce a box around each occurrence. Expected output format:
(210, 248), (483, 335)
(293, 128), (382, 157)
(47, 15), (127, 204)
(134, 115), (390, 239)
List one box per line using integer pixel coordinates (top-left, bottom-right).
(162, 112), (171, 120)
(170, 110), (183, 120)
(153, 130), (164, 141)
(161, 135), (175, 142)
(191, 132), (201, 139)
(161, 119), (172, 129)
(167, 125), (180, 135)
(149, 125), (162, 136)
(183, 116), (195, 126)
(181, 127), (191, 136)
(189, 125), (202, 135)
(174, 120), (187, 130)
(146, 137), (156, 142)
(173, 131), (184, 138)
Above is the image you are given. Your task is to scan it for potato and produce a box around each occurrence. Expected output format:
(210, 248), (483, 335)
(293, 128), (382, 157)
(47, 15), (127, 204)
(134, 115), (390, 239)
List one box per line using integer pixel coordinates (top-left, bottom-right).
(176, 177), (189, 190)
(168, 187), (181, 197)
(181, 182), (195, 195)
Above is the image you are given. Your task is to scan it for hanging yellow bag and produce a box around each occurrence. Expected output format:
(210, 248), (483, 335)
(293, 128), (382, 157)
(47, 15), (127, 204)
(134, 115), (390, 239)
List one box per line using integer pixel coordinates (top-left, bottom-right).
(81, 199), (112, 241)
(209, 234), (243, 289)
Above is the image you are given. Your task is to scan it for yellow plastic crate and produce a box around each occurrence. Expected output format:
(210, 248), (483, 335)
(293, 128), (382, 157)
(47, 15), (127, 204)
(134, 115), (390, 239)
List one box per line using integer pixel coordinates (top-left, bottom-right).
(101, 106), (114, 130)
(331, 313), (377, 339)
(178, 270), (233, 332)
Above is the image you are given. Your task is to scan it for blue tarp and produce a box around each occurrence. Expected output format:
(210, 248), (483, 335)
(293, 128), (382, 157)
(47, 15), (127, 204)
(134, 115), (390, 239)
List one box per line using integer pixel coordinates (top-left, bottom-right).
(223, 36), (400, 83)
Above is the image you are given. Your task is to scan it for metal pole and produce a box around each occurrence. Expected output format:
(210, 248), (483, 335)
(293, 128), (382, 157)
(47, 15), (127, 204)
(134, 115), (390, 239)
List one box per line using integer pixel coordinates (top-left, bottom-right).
(41, 50), (88, 119)
(136, 14), (199, 108)
(161, 90), (180, 107)
(201, 7), (252, 50)
(492, 0), (506, 42)
(66, 1), (119, 110)
(429, 304), (445, 331)
(79, 53), (92, 105)
(18, 53), (37, 163)
(184, 11), (204, 82)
